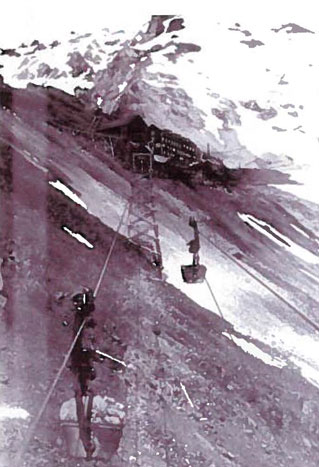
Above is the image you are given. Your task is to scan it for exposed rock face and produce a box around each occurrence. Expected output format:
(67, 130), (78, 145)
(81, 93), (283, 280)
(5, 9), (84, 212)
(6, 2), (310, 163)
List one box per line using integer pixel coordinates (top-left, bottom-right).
(271, 23), (315, 34)
(240, 100), (277, 121)
(240, 39), (265, 48)
(0, 15), (299, 170)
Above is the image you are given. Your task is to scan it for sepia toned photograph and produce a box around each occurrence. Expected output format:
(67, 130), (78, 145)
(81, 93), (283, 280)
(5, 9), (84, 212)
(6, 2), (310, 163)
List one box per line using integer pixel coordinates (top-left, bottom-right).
(1, 1), (319, 466)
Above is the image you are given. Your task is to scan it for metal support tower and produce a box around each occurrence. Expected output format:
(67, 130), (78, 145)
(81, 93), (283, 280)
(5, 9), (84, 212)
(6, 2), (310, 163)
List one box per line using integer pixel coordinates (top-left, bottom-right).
(127, 151), (163, 279)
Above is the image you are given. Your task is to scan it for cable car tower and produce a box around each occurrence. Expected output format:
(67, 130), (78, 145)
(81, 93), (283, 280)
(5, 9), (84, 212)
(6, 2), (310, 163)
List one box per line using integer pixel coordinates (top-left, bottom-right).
(126, 147), (163, 280)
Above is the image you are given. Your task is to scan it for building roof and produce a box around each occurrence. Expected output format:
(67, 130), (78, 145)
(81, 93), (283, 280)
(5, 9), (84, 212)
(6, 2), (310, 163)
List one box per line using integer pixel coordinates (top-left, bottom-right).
(96, 114), (146, 132)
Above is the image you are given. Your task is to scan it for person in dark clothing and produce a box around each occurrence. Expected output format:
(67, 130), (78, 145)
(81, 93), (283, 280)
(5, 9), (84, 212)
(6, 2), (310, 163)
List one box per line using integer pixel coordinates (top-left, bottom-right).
(181, 217), (207, 283)
(187, 217), (200, 266)
(70, 287), (97, 459)
(71, 288), (97, 396)
(72, 328), (97, 396)
(72, 288), (95, 320)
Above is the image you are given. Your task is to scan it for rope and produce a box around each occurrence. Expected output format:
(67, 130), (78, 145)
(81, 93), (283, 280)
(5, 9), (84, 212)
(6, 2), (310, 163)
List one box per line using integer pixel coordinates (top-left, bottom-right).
(204, 278), (225, 321)
(14, 318), (87, 466)
(201, 232), (319, 334)
(14, 202), (128, 464)
(93, 202), (129, 298)
(205, 278), (235, 343)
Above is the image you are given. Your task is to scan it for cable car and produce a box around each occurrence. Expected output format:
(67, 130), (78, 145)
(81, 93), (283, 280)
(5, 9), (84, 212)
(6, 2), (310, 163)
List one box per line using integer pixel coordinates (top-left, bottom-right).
(181, 263), (207, 283)
(181, 217), (207, 283)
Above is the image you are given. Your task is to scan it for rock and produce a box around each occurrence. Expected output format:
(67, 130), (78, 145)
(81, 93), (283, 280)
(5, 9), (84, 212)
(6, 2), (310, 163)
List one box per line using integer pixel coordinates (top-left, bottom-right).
(60, 395), (125, 424)
(222, 450), (235, 461)
(302, 436), (312, 448)
(56, 437), (63, 446)
(0, 374), (9, 385)
(0, 294), (7, 309)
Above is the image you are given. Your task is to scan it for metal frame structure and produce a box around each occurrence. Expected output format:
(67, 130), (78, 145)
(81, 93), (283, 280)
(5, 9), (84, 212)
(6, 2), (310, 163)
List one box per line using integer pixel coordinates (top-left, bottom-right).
(127, 152), (163, 279)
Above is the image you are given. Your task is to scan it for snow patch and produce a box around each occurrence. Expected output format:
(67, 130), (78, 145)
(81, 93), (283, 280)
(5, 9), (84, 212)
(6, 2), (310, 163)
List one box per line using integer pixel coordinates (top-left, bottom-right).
(290, 357), (319, 389)
(23, 150), (48, 173)
(302, 269), (319, 284)
(238, 213), (319, 264)
(0, 406), (30, 420)
(118, 81), (127, 93)
(271, 325), (319, 387)
(223, 333), (286, 368)
(49, 180), (88, 210)
(291, 224), (310, 238)
(62, 226), (94, 249)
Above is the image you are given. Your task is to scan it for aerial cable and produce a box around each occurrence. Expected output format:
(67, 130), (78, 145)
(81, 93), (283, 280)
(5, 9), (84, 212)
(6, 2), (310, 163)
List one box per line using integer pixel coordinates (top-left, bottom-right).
(205, 278), (225, 321)
(93, 201), (129, 298)
(205, 277), (235, 343)
(14, 318), (87, 466)
(201, 232), (319, 334)
(14, 202), (128, 465)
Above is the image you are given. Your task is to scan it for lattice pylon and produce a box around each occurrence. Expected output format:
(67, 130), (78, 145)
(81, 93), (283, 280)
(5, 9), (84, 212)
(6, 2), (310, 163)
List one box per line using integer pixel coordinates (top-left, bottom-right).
(126, 174), (163, 279)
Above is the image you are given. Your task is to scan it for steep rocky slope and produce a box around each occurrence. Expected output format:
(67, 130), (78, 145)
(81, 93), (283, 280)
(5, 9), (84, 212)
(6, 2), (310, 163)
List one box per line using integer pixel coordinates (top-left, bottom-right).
(1, 81), (319, 466)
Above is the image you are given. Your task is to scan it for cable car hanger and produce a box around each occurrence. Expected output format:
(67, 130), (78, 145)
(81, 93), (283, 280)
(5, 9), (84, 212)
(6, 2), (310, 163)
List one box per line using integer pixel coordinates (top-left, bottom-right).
(181, 217), (207, 284)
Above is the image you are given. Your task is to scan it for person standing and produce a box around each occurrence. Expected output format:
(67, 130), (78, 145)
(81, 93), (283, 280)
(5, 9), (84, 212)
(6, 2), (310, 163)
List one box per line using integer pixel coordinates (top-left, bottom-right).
(187, 217), (200, 267)
(70, 287), (97, 459)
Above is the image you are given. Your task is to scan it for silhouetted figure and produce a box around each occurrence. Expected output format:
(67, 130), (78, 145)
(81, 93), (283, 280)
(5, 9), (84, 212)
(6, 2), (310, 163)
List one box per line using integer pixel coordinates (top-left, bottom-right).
(70, 288), (98, 394)
(181, 217), (207, 284)
(70, 287), (97, 459)
(187, 217), (200, 266)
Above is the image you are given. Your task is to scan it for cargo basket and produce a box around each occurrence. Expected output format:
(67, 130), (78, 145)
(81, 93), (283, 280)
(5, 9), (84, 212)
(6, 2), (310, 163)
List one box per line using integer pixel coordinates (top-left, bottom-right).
(61, 421), (123, 459)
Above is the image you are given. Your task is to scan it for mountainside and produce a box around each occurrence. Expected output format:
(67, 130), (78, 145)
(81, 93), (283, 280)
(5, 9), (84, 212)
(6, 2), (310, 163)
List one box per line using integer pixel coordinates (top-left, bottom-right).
(2, 12), (319, 467)
(0, 15), (304, 170)
(1, 78), (319, 466)
(1, 79), (319, 378)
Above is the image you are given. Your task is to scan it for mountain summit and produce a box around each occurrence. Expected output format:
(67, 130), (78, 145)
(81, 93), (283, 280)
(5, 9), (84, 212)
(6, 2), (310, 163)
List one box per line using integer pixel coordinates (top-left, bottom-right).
(0, 15), (298, 170)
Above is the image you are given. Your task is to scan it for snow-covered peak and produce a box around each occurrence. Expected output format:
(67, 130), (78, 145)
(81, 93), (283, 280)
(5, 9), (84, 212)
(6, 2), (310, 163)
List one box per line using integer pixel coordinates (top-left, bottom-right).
(0, 27), (129, 94)
(0, 14), (316, 173)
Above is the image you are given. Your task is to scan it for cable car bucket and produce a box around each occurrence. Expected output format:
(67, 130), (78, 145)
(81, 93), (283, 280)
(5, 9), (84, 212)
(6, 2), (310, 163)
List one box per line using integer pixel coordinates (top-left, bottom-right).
(181, 263), (207, 283)
(181, 217), (207, 284)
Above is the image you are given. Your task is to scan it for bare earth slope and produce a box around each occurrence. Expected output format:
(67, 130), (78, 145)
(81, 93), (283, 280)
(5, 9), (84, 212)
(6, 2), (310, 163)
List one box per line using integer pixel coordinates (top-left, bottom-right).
(1, 83), (319, 466)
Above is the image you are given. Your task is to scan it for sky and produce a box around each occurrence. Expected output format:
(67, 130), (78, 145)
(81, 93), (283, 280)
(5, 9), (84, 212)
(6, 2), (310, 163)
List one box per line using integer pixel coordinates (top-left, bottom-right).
(1, 0), (319, 202)
(2, 0), (319, 47)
